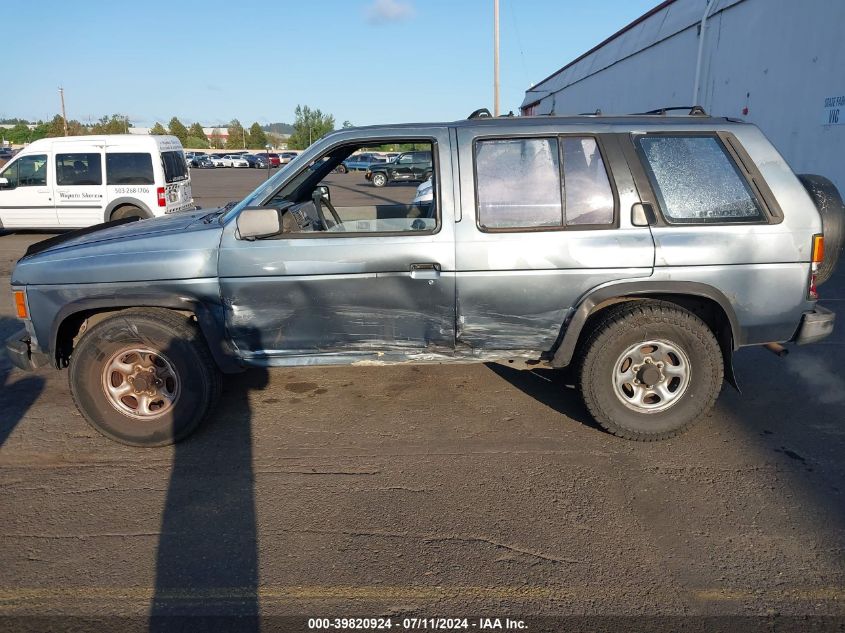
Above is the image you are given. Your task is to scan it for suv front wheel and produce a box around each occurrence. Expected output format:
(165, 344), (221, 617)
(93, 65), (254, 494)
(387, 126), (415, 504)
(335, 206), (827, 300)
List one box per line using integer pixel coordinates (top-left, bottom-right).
(578, 301), (723, 441)
(69, 308), (222, 447)
(371, 172), (387, 187)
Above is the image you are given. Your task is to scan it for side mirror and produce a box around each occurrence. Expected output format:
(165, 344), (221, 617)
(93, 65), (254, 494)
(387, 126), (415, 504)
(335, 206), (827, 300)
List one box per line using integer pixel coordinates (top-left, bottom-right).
(316, 185), (331, 203)
(0, 177), (10, 190)
(237, 207), (281, 240)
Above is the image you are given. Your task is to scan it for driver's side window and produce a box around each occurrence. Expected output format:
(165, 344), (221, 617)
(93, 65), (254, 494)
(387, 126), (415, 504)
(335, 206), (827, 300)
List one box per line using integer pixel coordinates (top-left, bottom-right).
(1, 155), (48, 189)
(273, 140), (438, 236)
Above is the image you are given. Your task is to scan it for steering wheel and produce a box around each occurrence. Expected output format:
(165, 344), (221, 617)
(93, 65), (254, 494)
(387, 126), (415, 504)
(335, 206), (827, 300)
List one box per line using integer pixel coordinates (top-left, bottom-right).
(312, 190), (343, 230)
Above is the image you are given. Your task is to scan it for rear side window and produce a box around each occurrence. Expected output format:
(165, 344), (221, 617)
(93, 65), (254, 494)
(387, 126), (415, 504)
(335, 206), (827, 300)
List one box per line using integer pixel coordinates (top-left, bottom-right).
(161, 151), (188, 183)
(56, 153), (102, 186)
(636, 135), (764, 223)
(476, 137), (562, 229)
(106, 153), (154, 185)
(475, 136), (615, 230)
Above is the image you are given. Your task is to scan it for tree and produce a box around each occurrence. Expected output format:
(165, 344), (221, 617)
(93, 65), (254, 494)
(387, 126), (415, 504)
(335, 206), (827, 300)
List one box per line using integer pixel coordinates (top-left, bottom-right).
(225, 119), (246, 149)
(188, 122), (207, 142)
(168, 117), (188, 144)
(342, 120), (354, 128)
(185, 136), (208, 149)
(91, 114), (130, 135)
(44, 114), (86, 138)
(246, 122), (267, 149)
(149, 122), (167, 135)
(287, 105), (335, 150)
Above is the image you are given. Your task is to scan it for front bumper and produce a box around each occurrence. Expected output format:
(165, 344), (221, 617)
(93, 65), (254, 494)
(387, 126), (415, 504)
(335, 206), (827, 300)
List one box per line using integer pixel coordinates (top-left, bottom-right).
(794, 305), (835, 345)
(4, 328), (49, 372)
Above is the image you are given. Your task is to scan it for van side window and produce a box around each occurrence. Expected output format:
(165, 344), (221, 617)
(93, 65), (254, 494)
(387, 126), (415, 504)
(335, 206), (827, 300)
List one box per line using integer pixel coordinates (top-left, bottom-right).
(161, 151), (188, 183)
(56, 153), (102, 186)
(2, 155), (48, 188)
(636, 135), (764, 223)
(106, 153), (154, 185)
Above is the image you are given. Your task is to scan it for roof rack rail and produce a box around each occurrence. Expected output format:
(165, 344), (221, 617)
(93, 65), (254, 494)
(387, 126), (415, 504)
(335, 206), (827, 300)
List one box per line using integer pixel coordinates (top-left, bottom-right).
(637, 105), (708, 116)
(468, 108), (493, 119)
(578, 109), (602, 116)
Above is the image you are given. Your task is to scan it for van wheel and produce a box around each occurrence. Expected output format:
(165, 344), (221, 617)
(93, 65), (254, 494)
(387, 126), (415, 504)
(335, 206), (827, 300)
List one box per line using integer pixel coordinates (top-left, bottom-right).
(578, 301), (723, 441)
(69, 308), (222, 447)
(111, 205), (149, 221)
(371, 172), (387, 187)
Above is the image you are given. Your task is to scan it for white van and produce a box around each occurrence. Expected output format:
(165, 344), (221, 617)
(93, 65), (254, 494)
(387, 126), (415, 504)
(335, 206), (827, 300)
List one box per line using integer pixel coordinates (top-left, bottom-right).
(0, 135), (193, 229)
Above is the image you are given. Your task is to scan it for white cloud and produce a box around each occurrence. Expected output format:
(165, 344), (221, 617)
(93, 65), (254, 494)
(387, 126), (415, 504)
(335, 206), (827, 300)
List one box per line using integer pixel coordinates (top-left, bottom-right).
(365, 0), (415, 24)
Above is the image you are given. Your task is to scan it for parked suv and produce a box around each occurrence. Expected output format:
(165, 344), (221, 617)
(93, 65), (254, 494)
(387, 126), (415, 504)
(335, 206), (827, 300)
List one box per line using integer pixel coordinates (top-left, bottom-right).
(365, 150), (431, 187)
(6, 112), (842, 446)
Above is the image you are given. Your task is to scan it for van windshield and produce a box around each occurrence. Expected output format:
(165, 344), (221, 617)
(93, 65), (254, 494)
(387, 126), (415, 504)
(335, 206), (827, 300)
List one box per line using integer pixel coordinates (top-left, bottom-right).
(161, 151), (188, 183)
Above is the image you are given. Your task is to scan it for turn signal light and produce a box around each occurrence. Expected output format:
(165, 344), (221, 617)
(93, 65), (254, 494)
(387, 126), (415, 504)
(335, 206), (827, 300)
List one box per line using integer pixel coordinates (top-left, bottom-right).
(157, 187), (166, 207)
(812, 234), (825, 264)
(13, 290), (28, 319)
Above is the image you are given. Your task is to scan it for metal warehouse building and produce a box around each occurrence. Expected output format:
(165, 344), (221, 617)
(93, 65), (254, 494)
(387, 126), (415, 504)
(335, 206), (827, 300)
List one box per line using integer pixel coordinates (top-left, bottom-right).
(521, 0), (845, 193)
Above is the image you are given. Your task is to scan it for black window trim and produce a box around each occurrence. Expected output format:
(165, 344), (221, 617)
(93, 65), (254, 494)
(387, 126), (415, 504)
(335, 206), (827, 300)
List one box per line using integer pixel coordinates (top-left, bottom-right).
(632, 131), (775, 226)
(253, 136), (442, 240)
(472, 133), (620, 234)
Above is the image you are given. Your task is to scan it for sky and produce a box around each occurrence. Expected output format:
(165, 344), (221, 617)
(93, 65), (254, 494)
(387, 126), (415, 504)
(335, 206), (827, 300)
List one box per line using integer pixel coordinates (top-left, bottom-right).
(2, 0), (658, 128)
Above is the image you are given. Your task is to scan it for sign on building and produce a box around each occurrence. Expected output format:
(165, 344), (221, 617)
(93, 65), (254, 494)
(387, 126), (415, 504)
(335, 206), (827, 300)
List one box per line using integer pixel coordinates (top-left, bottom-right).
(823, 95), (844, 125)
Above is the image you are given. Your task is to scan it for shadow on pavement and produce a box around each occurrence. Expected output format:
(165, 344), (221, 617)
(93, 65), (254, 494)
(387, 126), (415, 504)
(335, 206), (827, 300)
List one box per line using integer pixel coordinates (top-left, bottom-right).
(0, 317), (45, 448)
(149, 357), (269, 631)
(485, 363), (601, 432)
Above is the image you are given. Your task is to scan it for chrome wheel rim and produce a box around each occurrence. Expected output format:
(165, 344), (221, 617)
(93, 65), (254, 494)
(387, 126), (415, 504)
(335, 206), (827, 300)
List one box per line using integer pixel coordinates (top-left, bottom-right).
(373, 174), (385, 186)
(612, 339), (690, 413)
(101, 347), (180, 420)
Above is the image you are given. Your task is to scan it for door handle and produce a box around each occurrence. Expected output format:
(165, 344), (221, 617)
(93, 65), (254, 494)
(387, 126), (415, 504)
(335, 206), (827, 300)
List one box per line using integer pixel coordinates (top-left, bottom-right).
(410, 263), (441, 280)
(37, 188), (50, 194)
(631, 202), (657, 226)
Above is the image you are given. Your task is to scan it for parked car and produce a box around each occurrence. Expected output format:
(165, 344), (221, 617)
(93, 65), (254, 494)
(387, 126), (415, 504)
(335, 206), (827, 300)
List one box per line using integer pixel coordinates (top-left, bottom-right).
(279, 152), (299, 165)
(261, 153), (281, 168)
(365, 151), (432, 187)
(413, 176), (434, 205)
(6, 112), (842, 446)
(242, 154), (270, 169)
(336, 153), (386, 173)
(191, 155), (215, 169)
(0, 134), (192, 228)
(222, 154), (250, 168)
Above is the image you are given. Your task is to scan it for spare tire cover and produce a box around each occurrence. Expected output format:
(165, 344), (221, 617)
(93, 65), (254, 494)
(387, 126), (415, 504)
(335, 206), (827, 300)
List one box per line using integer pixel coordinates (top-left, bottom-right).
(798, 174), (844, 285)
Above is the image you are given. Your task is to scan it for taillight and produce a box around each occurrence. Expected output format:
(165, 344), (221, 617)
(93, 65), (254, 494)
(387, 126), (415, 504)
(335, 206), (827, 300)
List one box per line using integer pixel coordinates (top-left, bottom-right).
(809, 234), (824, 300)
(812, 234), (825, 265)
(13, 290), (28, 319)
(157, 187), (166, 207)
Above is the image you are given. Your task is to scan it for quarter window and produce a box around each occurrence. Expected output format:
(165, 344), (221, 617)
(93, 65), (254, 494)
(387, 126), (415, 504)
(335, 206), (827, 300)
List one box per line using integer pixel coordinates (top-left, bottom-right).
(106, 153), (154, 185)
(56, 153), (102, 186)
(636, 135), (764, 223)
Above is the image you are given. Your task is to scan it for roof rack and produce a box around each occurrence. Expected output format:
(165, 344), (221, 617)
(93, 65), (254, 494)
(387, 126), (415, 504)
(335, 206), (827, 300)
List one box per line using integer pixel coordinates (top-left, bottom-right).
(578, 109), (603, 116)
(468, 108), (493, 119)
(636, 105), (708, 116)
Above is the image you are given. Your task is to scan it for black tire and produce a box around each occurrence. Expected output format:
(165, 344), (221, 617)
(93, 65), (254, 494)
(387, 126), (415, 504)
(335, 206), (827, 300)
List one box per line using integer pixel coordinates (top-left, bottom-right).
(111, 205), (150, 221)
(578, 300), (723, 441)
(798, 174), (844, 285)
(69, 308), (222, 447)
(336, 164), (348, 174)
(371, 172), (387, 188)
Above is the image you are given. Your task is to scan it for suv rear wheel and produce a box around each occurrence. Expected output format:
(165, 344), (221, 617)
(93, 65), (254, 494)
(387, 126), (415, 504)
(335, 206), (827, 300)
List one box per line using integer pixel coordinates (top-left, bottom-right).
(578, 301), (723, 441)
(69, 308), (221, 447)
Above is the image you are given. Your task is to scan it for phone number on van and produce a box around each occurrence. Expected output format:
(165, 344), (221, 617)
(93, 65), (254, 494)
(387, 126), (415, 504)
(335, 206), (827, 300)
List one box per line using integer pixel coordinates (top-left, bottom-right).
(113, 187), (151, 195)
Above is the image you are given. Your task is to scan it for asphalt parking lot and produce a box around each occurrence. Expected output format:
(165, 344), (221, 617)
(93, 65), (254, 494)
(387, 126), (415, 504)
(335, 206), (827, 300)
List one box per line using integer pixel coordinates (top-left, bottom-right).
(1, 168), (844, 629)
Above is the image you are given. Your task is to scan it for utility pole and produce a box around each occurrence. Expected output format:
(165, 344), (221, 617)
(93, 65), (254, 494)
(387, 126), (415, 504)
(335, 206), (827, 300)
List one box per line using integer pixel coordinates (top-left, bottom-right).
(242, 127), (246, 149)
(493, 0), (500, 117)
(59, 87), (69, 136)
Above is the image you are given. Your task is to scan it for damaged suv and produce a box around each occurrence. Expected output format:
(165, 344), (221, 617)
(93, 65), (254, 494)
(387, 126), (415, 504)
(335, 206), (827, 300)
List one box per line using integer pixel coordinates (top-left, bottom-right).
(6, 110), (843, 446)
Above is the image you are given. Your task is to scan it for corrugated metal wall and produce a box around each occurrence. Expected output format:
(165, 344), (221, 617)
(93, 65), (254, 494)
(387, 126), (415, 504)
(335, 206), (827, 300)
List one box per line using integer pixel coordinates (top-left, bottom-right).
(522, 0), (845, 194)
